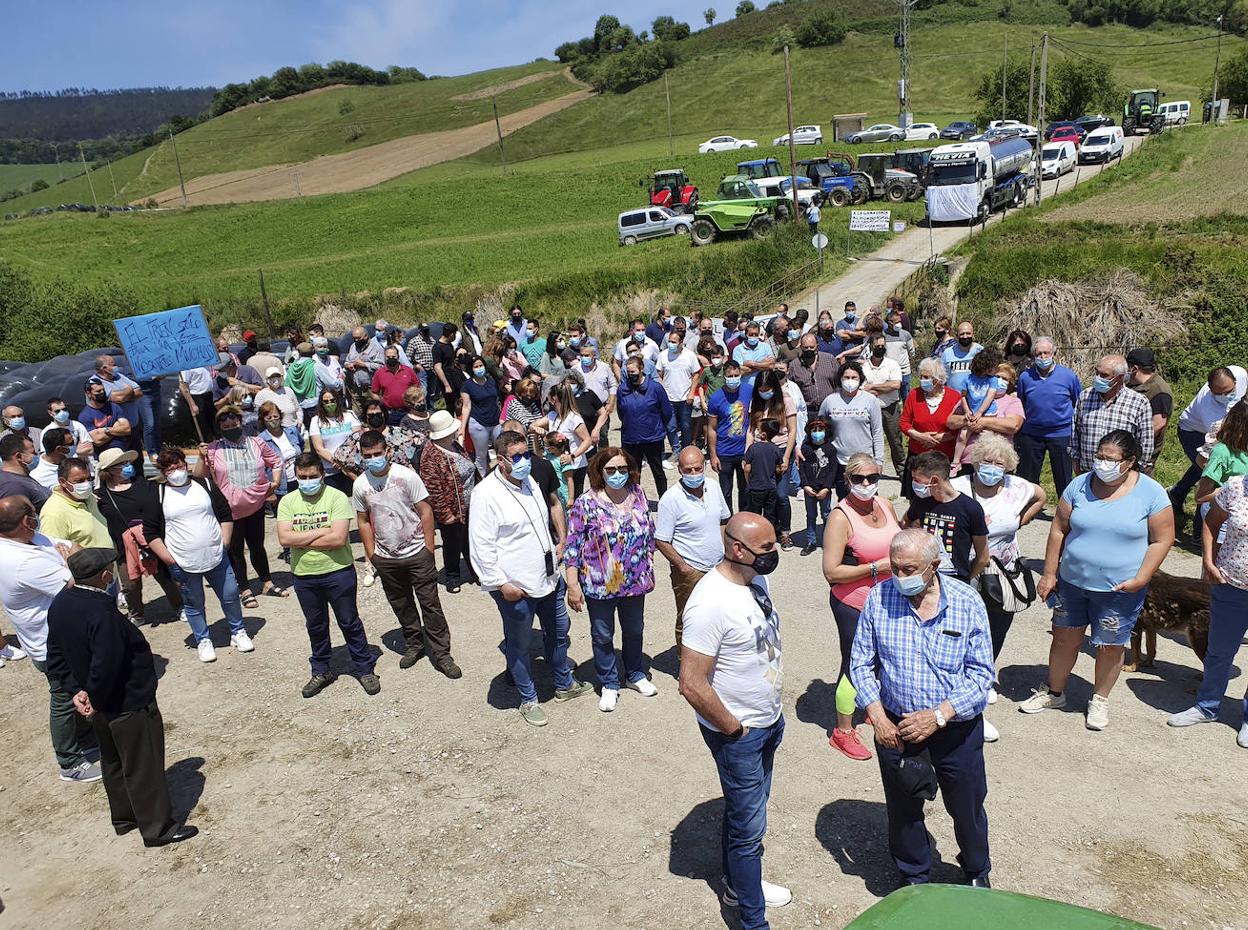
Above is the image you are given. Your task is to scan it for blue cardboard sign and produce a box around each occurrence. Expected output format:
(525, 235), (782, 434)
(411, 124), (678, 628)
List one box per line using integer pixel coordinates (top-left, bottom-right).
(113, 304), (219, 380)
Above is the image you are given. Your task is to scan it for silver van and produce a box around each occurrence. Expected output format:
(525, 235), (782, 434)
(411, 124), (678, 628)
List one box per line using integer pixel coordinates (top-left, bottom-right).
(618, 207), (692, 246)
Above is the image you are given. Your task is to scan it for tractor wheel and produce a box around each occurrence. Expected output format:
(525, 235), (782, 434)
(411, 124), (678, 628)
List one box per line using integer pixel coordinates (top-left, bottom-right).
(829, 188), (851, 208)
(623, 235), (638, 246)
(749, 216), (775, 240)
(852, 187), (869, 205)
(1123, 116), (1137, 136)
(775, 202), (791, 222)
(885, 183), (907, 204)
(1151, 116), (1166, 135)
(690, 219), (717, 247)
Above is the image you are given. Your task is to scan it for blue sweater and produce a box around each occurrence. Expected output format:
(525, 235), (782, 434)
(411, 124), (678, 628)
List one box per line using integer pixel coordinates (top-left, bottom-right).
(617, 376), (673, 444)
(1017, 364), (1082, 439)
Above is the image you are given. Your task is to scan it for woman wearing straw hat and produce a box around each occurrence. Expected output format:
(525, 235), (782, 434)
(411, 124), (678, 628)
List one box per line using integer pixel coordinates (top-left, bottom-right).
(419, 411), (478, 593)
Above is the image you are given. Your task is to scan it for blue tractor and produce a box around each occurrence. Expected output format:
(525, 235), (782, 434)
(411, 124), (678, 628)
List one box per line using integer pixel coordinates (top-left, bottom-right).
(797, 156), (868, 207)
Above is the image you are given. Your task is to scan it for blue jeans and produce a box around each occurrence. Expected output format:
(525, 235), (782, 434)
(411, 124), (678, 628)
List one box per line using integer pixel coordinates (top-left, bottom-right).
(587, 594), (647, 691)
(803, 491), (832, 546)
(1052, 578), (1146, 647)
(1015, 432), (1074, 497)
(1170, 427), (1207, 507)
(168, 552), (245, 643)
(700, 716), (785, 930)
(773, 460), (794, 534)
(137, 389), (162, 457)
(1196, 583), (1248, 724)
(668, 400), (692, 454)
(293, 566), (375, 676)
(490, 585), (573, 705)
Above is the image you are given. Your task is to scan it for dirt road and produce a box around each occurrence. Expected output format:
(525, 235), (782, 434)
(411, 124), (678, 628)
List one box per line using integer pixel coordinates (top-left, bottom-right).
(146, 89), (593, 207)
(793, 135), (1146, 312)
(1, 467), (1244, 930)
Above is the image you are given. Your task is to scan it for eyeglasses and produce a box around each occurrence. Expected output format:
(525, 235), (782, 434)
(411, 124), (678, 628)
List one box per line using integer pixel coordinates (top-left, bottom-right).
(603, 465), (629, 476)
(509, 451), (532, 465)
(848, 473), (881, 485)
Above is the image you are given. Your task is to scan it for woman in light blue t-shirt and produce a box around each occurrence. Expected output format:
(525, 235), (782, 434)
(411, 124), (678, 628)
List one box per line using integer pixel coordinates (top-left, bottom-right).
(1025, 430), (1175, 731)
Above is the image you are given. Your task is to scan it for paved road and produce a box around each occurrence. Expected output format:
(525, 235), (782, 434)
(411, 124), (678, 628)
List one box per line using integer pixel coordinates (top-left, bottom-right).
(794, 134), (1146, 311)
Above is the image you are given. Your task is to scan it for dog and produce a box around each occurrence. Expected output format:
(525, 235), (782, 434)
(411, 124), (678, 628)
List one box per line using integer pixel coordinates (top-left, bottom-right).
(1125, 569), (1210, 673)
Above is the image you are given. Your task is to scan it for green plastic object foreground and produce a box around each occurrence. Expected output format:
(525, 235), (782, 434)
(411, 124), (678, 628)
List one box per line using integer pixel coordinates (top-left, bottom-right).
(844, 885), (1162, 930)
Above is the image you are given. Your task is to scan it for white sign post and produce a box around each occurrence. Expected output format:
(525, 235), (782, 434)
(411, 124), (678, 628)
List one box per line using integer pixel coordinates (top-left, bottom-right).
(811, 232), (829, 316)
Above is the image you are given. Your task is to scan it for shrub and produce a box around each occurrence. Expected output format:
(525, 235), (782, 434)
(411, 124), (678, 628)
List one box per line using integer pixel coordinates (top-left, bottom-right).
(0, 261), (142, 361)
(30, 179), (49, 192)
(796, 11), (847, 47)
(736, 0), (756, 14)
(338, 99), (356, 115)
(589, 42), (676, 93)
(651, 15), (692, 41)
(773, 26), (798, 53)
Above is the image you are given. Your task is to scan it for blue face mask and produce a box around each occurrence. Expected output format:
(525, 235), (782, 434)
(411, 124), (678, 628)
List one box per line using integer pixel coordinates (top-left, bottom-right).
(7, 416), (25, 431)
(757, 390), (774, 400)
(811, 431), (826, 444)
(606, 471), (629, 490)
(725, 376), (742, 390)
(569, 337), (581, 347)
(746, 336), (759, 348)
(579, 357), (593, 370)
(120, 463), (136, 480)
(364, 456), (388, 475)
(844, 311), (856, 321)
(787, 329), (799, 342)
(976, 463), (1005, 486)
(472, 366), (486, 379)
(1034, 356), (1055, 371)
(633, 331), (645, 343)
(52, 409), (70, 424)
(1092, 375), (1113, 394)
(668, 343), (680, 355)
(911, 480), (933, 499)
(919, 377), (935, 392)
(681, 472), (705, 489)
(893, 572), (928, 597)
(509, 457), (532, 481)
(298, 478), (323, 496)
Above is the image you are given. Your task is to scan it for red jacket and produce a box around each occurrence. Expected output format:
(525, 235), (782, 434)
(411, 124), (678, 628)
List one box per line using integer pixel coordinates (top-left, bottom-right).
(899, 386), (963, 460)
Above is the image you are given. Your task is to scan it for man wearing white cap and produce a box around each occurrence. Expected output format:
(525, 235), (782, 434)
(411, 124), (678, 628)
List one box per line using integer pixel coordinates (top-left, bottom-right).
(256, 366), (303, 447)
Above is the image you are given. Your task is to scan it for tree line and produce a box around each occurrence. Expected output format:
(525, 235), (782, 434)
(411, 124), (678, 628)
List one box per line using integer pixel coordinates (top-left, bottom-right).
(0, 86), (215, 143)
(971, 54), (1121, 126)
(209, 62), (427, 118)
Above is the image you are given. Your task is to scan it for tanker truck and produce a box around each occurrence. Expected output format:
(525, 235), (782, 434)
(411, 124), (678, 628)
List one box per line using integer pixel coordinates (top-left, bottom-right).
(923, 137), (1035, 224)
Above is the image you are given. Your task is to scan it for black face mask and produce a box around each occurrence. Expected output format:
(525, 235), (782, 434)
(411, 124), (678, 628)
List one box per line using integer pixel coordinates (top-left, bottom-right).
(728, 535), (780, 575)
(366, 413), (386, 428)
(935, 330), (948, 339)
(355, 339), (369, 350)
(800, 350), (817, 363)
(90, 392), (107, 405)
(957, 336), (974, 347)
(871, 346), (886, 358)
(221, 427), (244, 442)
(385, 359), (399, 369)
(511, 313), (522, 321)
(1009, 344), (1027, 356)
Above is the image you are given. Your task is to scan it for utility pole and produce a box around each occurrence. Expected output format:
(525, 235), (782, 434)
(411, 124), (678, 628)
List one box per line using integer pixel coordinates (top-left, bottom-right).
(51, 142), (62, 182)
(257, 269), (277, 338)
(1212, 14), (1224, 116)
(78, 143), (98, 210)
(106, 159), (118, 200)
(1034, 33), (1048, 205)
(663, 72), (674, 157)
(168, 127), (188, 207)
(1001, 36), (1008, 122)
(491, 94), (507, 175)
(783, 45), (801, 224)
(896, 0), (918, 128)
(1027, 44), (1037, 127)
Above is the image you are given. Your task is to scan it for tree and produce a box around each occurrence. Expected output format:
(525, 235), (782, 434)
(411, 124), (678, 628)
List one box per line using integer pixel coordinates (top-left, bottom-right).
(593, 14), (623, 51)
(795, 11), (847, 47)
(772, 26), (797, 53)
(588, 42), (676, 92)
(971, 59), (1034, 126)
(1211, 42), (1248, 106)
(651, 15), (692, 41)
(1049, 57), (1120, 121)
(736, 0), (756, 15)
(705, 7), (717, 24)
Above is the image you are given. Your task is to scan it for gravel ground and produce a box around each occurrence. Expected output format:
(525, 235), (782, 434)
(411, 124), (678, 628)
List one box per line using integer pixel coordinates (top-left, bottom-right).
(1, 474), (1245, 930)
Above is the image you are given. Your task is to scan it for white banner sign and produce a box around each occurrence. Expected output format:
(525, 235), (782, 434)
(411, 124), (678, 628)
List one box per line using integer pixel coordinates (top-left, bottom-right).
(849, 210), (891, 232)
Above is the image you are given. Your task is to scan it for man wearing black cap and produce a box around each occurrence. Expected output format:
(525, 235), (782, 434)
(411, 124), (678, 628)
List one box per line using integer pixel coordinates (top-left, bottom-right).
(46, 547), (197, 847)
(1125, 348), (1173, 475)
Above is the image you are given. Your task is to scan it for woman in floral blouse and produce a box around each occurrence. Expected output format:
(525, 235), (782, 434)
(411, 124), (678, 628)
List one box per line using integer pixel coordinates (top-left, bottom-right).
(563, 447), (658, 713)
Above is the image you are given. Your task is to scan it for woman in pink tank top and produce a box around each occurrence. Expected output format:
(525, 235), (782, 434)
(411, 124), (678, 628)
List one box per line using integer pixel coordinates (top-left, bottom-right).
(821, 452), (901, 760)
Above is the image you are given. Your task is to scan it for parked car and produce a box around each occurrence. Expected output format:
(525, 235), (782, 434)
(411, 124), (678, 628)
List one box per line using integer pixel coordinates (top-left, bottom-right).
(1044, 121), (1085, 142)
(1049, 126), (1084, 148)
(987, 119), (1039, 139)
(753, 174), (824, 208)
(772, 124), (823, 146)
(972, 127), (1024, 142)
(1040, 141), (1077, 178)
(699, 135), (758, 153)
(1078, 125), (1125, 164)
(1074, 114), (1115, 132)
(904, 122), (941, 141)
(1160, 100), (1191, 125)
(847, 123), (905, 144)
(940, 121), (979, 140)
(618, 207), (692, 245)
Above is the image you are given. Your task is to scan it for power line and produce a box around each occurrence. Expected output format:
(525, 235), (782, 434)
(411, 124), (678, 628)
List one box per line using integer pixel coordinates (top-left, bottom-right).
(1050, 31), (1224, 48)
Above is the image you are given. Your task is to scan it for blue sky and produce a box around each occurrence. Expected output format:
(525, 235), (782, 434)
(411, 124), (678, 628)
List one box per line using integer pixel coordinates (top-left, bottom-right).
(4, 0), (720, 92)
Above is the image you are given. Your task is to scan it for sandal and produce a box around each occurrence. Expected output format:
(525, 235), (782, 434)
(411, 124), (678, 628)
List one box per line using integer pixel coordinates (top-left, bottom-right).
(264, 585), (291, 598)
(241, 593), (260, 609)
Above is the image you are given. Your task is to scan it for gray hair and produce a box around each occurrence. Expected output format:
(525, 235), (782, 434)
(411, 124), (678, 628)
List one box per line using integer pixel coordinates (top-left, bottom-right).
(890, 528), (943, 564)
(967, 432), (1019, 471)
(1033, 335), (1055, 353)
(844, 451), (880, 477)
(1101, 354), (1129, 377)
(917, 357), (947, 383)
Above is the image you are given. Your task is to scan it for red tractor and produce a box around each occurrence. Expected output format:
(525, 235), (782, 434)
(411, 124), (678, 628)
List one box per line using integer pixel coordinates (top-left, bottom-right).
(645, 169), (699, 214)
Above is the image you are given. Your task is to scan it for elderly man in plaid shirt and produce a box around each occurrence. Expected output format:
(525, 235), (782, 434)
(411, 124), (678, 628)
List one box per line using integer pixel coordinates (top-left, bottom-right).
(1069, 354), (1154, 474)
(850, 528), (995, 888)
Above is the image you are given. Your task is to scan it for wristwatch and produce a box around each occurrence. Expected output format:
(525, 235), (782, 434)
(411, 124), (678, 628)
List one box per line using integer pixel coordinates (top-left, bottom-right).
(934, 708), (948, 729)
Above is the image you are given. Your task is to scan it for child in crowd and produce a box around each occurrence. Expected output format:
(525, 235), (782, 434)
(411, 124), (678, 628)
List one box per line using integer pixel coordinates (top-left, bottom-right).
(544, 431), (570, 506)
(951, 348), (1006, 471)
(798, 417), (837, 556)
(743, 418), (783, 532)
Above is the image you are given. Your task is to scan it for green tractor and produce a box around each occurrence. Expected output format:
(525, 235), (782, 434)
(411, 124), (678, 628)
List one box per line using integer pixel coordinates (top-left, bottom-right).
(1123, 88), (1166, 136)
(689, 201), (777, 246)
(701, 175), (793, 222)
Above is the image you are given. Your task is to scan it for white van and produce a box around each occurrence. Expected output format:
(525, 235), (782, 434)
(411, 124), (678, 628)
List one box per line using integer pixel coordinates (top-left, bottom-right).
(1079, 126), (1124, 164)
(1160, 101), (1191, 125)
(1041, 141), (1077, 178)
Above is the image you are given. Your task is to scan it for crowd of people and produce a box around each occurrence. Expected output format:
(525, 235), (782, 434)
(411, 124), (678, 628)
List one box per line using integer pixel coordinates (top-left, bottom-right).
(0, 301), (1243, 927)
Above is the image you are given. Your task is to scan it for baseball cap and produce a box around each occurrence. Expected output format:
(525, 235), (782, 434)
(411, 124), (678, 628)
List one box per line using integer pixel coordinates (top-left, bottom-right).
(242, 329), (256, 341)
(1125, 348), (1156, 370)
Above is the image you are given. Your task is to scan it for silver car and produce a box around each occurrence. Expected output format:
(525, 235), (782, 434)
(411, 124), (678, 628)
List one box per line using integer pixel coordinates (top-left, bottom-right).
(618, 207), (692, 245)
(847, 123), (905, 144)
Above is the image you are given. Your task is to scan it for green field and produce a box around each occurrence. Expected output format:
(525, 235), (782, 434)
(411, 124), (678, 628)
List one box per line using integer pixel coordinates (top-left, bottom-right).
(0, 163), (81, 195)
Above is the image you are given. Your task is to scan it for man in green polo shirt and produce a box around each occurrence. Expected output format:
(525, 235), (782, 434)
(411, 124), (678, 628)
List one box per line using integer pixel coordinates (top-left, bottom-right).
(277, 453), (379, 698)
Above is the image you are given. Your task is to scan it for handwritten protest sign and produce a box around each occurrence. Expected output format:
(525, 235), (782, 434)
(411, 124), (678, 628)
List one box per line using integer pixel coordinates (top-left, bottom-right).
(849, 210), (892, 232)
(113, 304), (218, 381)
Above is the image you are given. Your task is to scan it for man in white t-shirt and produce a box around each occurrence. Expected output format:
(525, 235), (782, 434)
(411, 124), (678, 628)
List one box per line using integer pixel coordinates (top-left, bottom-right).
(656, 331), (703, 457)
(179, 364), (216, 442)
(352, 430), (459, 679)
(1170, 364), (1248, 515)
(679, 511), (790, 923)
(612, 319), (661, 381)
(861, 334), (906, 474)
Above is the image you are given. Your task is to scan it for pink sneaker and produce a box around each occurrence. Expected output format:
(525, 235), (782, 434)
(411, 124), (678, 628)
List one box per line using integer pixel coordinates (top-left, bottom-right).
(830, 727), (873, 761)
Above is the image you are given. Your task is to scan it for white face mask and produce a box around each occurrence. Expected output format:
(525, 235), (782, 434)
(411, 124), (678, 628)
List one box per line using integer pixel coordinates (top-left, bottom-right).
(841, 378), (860, 394)
(165, 469), (189, 487)
(69, 480), (94, 501)
(1092, 457), (1126, 484)
(850, 480), (879, 501)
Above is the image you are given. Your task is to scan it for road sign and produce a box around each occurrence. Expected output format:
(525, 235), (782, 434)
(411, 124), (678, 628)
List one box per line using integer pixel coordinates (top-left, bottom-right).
(811, 232), (829, 250)
(849, 210), (892, 232)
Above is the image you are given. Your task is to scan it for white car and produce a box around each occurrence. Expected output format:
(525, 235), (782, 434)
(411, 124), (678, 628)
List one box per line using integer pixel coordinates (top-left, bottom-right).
(699, 135), (759, 153)
(1079, 126), (1125, 164)
(987, 119), (1039, 140)
(904, 122), (941, 141)
(1040, 141), (1076, 178)
(772, 125), (823, 146)
(753, 175), (823, 207)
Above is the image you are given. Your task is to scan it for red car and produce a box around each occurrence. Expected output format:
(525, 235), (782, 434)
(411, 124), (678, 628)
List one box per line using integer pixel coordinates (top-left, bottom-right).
(1049, 126), (1083, 148)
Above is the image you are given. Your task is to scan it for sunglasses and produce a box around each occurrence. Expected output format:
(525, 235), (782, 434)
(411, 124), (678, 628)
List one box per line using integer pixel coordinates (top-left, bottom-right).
(509, 451), (532, 465)
(603, 465), (630, 476)
(848, 473), (881, 485)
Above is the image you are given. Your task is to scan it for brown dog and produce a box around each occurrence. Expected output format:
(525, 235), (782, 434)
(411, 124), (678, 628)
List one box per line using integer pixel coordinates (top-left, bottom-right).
(1126, 569), (1210, 672)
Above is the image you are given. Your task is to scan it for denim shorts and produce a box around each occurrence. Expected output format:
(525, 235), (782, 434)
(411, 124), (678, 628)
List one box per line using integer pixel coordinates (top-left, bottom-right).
(1052, 578), (1147, 647)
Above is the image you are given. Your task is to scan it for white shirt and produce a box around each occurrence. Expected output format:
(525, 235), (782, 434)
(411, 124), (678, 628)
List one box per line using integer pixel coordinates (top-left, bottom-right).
(655, 480), (729, 572)
(29, 457), (60, 490)
(951, 474), (1036, 565)
(0, 533), (71, 661)
(351, 464), (429, 559)
(861, 355), (904, 406)
(468, 471), (558, 596)
(1178, 365), (1247, 435)
(180, 366), (214, 394)
(310, 414), (360, 476)
(160, 481), (225, 574)
(782, 378), (808, 440)
(580, 361), (618, 404)
(656, 346), (702, 403)
(550, 411), (588, 470)
(682, 568), (783, 730)
(270, 431), (298, 482)
(256, 386), (300, 430)
(614, 336), (660, 369)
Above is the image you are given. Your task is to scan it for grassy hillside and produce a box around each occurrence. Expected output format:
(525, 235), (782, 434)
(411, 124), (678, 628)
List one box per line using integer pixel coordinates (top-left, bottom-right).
(0, 163), (80, 194)
(4, 61), (576, 211)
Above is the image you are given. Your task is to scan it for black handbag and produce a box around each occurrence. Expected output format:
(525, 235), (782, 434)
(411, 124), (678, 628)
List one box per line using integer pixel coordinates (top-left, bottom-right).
(978, 556), (1036, 613)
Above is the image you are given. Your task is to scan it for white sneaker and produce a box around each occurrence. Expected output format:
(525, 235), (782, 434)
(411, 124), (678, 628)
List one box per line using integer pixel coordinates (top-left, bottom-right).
(179, 609), (190, 626)
(1085, 695), (1109, 731)
(0, 644), (26, 661)
(599, 688), (619, 713)
(662, 459), (676, 470)
(361, 566), (376, 587)
(982, 719), (1000, 742)
(231, 631), (255, 653)
(1018, 687), (1065, 714)
(987, 686), (998, 705)
(1167, 706), (1216, 727)
(197, 640), (217, 663)
(722, 878), (792, 908)
(1238, 723), (1248, 749)
(626, 677), (658, 697)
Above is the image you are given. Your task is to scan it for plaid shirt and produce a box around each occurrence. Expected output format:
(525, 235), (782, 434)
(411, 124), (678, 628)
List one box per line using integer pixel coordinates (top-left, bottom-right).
(850, 575), (994, 720)
(1068, 386), (1154, 473)
(406, 335), (435, 372)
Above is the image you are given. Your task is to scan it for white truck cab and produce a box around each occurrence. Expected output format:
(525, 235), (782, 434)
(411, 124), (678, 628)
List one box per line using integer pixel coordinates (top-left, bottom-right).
(925, 138), (1034, 223)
